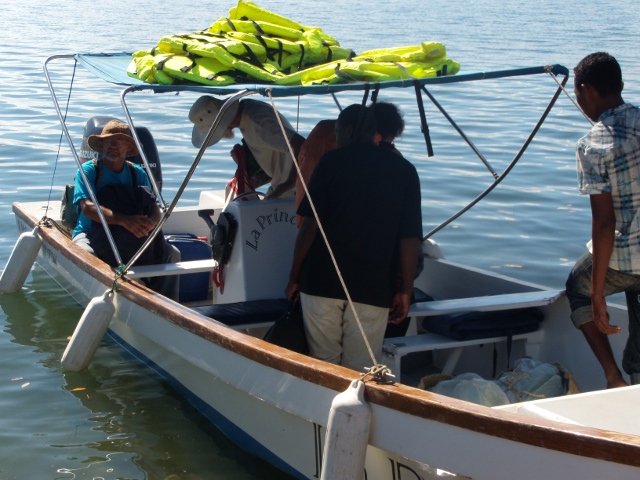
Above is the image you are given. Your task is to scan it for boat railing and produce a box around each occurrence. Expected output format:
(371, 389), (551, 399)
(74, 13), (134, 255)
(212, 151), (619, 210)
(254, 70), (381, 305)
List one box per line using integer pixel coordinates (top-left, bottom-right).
(42, 54), (570, 294)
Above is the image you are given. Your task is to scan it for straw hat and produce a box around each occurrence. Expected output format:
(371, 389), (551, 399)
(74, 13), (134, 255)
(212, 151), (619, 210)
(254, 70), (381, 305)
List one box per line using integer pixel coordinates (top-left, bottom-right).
(87, 119), (139, 157)
(189, 95), (240, 148)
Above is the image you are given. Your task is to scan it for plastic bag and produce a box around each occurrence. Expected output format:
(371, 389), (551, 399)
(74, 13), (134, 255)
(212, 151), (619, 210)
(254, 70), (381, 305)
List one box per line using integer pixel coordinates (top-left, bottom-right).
(496, 358), (565, 403)
(427, 372), (510, 407)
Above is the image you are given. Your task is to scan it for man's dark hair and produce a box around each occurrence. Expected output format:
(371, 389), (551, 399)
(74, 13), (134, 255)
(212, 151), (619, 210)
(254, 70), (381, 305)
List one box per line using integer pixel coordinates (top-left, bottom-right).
(371, 101), (404, 139)
(574, 52), (623, 97)
(337, 104), (376, 144)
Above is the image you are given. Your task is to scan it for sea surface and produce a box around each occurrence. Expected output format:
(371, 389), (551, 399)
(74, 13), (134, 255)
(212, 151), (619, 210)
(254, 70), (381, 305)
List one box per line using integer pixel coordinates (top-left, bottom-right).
(1, 0), (639, 478)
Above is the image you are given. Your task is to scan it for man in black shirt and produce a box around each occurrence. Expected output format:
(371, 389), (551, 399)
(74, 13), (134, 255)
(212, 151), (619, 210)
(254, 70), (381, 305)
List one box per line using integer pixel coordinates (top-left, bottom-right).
(286, 104), (423, 371)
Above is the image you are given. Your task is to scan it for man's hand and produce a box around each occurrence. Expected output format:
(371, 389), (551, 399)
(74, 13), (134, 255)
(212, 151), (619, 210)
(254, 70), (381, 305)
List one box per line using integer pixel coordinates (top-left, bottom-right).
(592, 294), (621, 335)
(118, 214), (155, 238)
(230, 144), (244, 165)
(266, 180), (295, 199)
(285, 280), (299, 300)
(388, 292), (411, 324)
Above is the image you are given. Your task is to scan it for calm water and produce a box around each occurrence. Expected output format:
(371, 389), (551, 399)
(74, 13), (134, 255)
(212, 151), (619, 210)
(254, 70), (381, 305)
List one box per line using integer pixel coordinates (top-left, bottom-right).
(1, 0), (639, 478)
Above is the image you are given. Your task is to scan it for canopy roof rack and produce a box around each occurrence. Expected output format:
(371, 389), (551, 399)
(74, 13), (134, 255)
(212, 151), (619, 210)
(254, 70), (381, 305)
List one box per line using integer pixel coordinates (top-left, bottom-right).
(70, 52), (569, 97)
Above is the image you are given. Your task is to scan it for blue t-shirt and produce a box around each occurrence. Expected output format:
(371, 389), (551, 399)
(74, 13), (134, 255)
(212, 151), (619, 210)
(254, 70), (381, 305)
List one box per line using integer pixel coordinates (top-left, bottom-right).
(72, 160), (151, 238)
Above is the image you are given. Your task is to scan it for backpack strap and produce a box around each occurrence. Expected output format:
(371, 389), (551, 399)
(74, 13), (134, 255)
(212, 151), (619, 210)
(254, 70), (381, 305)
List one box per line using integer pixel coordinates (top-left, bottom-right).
(93, 158), (102, 188)
(125, 160), (138, 188)
(93, 159), (137, 190)
(125, 161), (141, 205)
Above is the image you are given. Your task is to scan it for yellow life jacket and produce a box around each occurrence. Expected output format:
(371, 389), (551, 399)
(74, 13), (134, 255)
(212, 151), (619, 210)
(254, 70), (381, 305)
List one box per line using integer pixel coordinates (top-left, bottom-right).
(127, 56), (153, 83)
(157, 32), (267, 61)
(275, 61), (343, 86)
(227, 0), (340, 46)
(335, 58), (460, 83)
(209, 18), (306, 43)
(155, 32), (284, 83)
(222, 31), (353, 72)
(127, 2), (460, 86)
(129, 51), (175, 85)
(355, 41), (447, 63)
(276, 57), (461, 86)
(155, 55), (237, 86)
(224, 31), (304, 56)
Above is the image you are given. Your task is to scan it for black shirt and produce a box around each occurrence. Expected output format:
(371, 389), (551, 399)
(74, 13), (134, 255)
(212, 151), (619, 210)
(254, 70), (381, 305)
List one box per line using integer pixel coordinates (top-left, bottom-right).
(297, 142), (423, 308)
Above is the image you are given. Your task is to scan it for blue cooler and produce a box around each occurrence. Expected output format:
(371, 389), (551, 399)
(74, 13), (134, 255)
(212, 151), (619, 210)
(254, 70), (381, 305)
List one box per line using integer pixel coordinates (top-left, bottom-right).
(166, 234), (212, 303)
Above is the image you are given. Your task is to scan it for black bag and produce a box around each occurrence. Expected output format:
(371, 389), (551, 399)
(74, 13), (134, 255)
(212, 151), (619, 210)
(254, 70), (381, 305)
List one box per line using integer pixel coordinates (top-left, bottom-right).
(60, 183), (77, 232)
(263, 299), (309, 354)
(60, 159), (102, 233)
(210, 211), (237, 265)
(89, 183), (166, 267)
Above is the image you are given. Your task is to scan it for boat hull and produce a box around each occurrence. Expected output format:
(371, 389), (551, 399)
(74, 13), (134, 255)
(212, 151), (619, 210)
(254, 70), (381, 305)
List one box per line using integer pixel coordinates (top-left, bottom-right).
(13, 202), (640, 480)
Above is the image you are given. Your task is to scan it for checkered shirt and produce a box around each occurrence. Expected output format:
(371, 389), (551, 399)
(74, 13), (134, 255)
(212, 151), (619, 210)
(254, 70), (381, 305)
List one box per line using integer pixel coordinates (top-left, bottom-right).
(577, 103), (640, 273)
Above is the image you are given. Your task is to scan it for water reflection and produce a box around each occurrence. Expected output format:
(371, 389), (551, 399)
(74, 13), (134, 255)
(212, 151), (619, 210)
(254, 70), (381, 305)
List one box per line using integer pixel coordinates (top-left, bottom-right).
(0, 269), (288, 479)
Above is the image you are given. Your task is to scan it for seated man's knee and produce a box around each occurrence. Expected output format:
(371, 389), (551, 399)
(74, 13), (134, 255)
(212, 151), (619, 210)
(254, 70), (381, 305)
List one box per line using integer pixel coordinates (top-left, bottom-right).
(164, 243), (181, 263)
(72, 232), (96, 255)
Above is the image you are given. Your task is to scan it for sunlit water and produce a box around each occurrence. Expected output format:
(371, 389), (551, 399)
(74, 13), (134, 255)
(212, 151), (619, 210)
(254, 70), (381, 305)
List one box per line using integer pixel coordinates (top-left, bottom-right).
(0, 0), (639, 478)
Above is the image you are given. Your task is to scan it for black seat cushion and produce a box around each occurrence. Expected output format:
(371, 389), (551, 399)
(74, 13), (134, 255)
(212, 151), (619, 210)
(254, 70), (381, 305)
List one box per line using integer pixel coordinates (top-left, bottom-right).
(194, 298), (288, 327)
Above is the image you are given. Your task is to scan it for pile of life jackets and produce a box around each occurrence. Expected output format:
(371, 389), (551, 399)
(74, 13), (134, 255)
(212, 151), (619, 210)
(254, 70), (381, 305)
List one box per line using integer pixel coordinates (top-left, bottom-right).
(128, 0), (460, 87)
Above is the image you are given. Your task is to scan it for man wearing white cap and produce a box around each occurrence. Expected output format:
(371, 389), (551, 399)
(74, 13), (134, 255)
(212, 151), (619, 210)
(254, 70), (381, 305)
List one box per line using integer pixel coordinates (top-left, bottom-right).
(189, 96), (305, 200)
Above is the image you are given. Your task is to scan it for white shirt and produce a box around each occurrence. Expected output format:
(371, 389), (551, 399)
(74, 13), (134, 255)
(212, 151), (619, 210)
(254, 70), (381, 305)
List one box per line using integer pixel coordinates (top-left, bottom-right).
(238, 99), (297, 195)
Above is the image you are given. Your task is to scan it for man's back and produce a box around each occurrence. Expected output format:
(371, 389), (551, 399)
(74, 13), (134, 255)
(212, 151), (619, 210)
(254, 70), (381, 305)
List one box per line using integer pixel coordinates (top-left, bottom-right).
(298, 142), (422, 308)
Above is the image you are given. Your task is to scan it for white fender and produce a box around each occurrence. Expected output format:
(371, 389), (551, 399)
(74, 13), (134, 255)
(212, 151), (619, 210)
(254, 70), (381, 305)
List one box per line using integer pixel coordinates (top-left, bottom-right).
(61, 290), (115, 371)
(320, 379), (371, 480)
(422, 238), (444, 259)
(0, 228), (42, 293)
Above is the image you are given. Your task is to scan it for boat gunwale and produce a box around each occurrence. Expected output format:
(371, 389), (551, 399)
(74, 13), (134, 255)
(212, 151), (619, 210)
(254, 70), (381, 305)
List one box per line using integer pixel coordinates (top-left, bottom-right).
(13, 201), (640, 469)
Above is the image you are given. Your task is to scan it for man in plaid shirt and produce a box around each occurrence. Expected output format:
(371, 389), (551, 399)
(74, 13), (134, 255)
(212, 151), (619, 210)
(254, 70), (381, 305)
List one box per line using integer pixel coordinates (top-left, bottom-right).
(566, 52), (640, 388)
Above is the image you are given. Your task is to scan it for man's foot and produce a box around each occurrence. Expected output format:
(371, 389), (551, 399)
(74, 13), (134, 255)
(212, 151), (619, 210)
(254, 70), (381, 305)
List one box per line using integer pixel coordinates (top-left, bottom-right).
(606, 372), (629, 388)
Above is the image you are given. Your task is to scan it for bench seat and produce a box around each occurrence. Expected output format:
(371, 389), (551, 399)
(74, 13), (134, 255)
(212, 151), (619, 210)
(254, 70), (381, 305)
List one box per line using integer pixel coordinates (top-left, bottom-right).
(383, 330), (544, 380)
(126, 259), (219, 279)
(385, 289), (564, 381)
(408, 289), (564, 317)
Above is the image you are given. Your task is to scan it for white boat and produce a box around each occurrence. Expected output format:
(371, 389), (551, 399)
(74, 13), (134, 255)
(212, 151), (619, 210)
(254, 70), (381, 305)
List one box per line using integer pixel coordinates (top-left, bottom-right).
(5, 53), (640, 479)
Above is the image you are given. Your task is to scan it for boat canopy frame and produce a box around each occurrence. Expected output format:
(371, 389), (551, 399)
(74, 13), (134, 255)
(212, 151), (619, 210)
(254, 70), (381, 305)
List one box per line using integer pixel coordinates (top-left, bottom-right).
(43, 53), (569, 277)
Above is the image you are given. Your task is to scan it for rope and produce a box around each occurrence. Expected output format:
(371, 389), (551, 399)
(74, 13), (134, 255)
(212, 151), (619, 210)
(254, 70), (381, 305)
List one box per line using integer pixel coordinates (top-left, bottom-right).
(546, 66), (594, 126)
(45, 60), (78, 217)
(265, 89), (378, 370)
(35, 217), (53, 229)
(360, 363), (395, 384)
(112, 265), (126, 292)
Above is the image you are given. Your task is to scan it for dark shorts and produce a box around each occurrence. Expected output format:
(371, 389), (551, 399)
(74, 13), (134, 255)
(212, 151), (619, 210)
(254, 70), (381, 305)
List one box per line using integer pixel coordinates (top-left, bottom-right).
(566, 251), (640, 374)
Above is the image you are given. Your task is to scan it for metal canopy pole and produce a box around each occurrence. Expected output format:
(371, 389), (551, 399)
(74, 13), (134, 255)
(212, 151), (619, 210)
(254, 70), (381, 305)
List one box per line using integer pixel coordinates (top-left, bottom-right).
(413, 81), (434, 157)
(116, 88), (256, 274)
(424, 69), (569, 239)
(421, 85), (499, 179)
(43, 55), (124, 265)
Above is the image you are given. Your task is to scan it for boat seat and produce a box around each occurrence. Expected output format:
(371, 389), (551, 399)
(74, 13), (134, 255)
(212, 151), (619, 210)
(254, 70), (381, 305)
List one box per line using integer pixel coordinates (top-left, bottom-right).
(383, 289), (564, 382)
(383, 330), (545, 382)
(407, 289), (564, 317)
(125, 258), (219, 278)
(193, 298), (288, 330)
